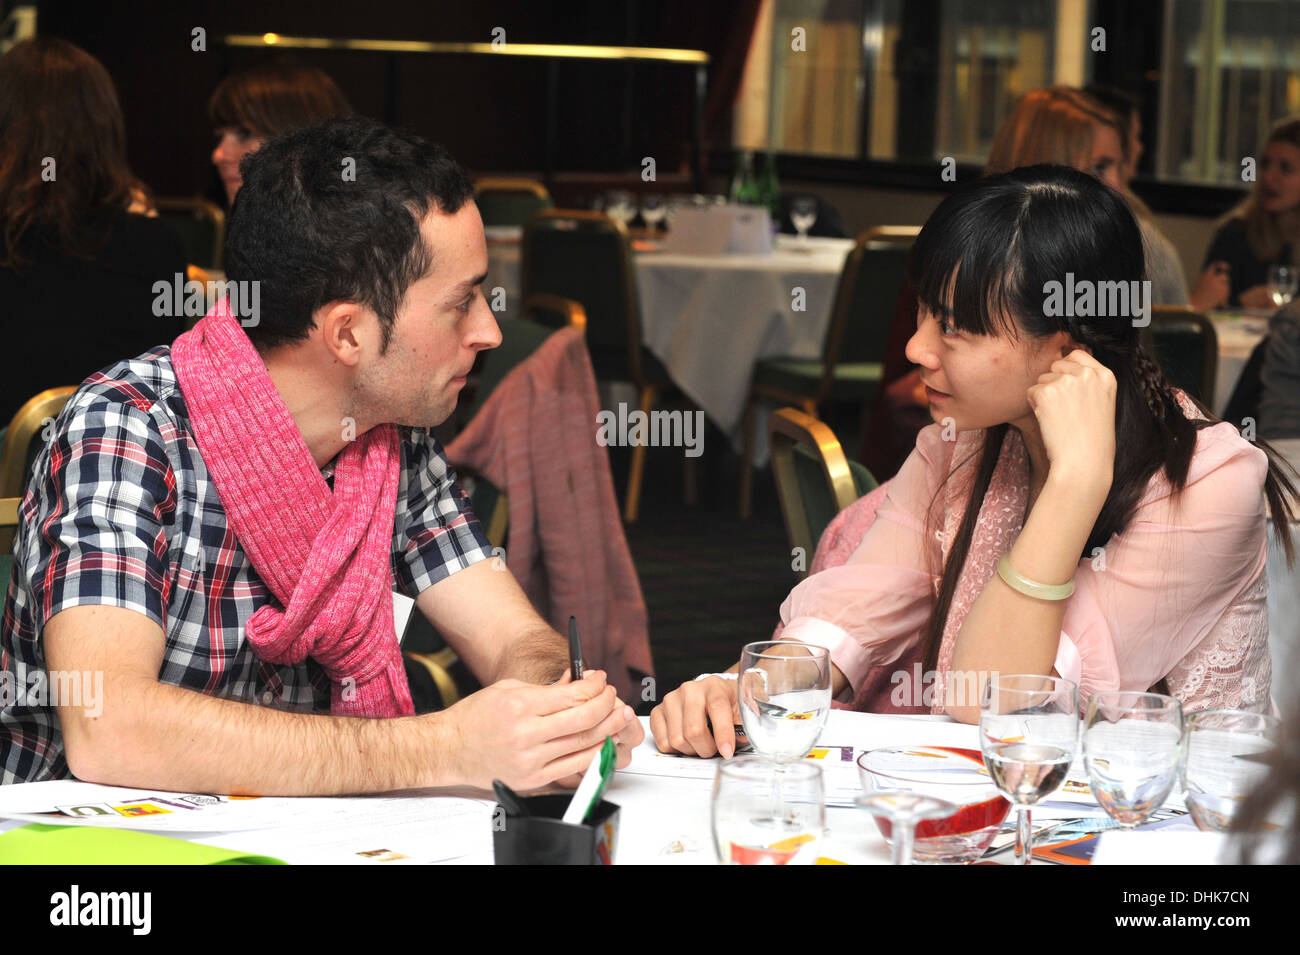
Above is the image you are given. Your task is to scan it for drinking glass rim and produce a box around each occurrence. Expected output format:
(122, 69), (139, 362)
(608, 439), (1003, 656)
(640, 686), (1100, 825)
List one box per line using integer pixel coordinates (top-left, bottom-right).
(740, 640), (829, 662)
(856, 745), (996, 787)
(716, 754), (823, 783)
(1085, 690), (1184, 717)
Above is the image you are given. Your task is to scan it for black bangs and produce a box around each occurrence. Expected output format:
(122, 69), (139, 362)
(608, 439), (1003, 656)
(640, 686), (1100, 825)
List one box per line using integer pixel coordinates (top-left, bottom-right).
(909, 164), (1145, 344)
(911, 185), (1029, 340)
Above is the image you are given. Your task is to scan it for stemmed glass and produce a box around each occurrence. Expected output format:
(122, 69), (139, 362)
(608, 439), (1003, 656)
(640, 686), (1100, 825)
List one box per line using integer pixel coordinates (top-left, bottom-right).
(1268, 264), (1298, 308)
(1083, 691), (1184, 827)
(640, 195), (667, 234)
(790, 196), (818, 245)
(854, 791), (955, 866)
(604, 191), (636, 228)
(712, 757), (825, 864)
(1185, 709), (1282, 831)
(737, 641), (831, 764)
(979, 674), (1079, 865)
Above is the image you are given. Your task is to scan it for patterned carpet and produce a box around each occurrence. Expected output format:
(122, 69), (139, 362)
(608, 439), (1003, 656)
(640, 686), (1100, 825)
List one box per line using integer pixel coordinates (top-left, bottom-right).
(613, 425), (806, 714)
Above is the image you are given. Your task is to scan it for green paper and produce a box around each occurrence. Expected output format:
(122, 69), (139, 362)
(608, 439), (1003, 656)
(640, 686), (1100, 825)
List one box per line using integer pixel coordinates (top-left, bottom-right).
(0, 823), (287, 865)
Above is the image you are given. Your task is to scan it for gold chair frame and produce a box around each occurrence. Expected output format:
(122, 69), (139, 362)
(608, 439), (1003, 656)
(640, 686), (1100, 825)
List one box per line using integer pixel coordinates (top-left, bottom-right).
(769, 407), (858, 579)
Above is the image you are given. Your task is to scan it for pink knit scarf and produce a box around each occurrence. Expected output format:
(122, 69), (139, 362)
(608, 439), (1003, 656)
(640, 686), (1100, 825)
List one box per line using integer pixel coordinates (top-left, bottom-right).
(171, 301), (413, 718)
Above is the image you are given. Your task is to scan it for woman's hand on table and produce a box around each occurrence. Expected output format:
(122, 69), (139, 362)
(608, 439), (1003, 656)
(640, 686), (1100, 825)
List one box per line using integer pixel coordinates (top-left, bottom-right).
(1239, 284), (1275, 310)
(649, 675), (741, 758)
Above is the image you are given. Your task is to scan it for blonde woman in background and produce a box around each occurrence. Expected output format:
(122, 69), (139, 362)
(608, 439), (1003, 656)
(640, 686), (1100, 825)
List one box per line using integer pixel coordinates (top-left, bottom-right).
(984, 85), (1195, 308)
(1202, 116), (1300, 309)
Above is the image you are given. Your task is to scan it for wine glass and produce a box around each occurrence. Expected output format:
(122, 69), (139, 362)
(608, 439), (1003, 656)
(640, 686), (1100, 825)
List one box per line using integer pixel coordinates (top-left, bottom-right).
(1185, 709), (1282, 831)
(640, 195), (667, 234)
(604, 191), (635, 228)
(1083, 691), (1184, 827)
(1268, 264), (1298, 308)
(855, 792), (955, 866)
(712, 757), (825, 864)
(737, 641), (831, 764)
(857, 745), (1011, 864)
(979, 673), (1079, 865)
(790, 196), (818, 245)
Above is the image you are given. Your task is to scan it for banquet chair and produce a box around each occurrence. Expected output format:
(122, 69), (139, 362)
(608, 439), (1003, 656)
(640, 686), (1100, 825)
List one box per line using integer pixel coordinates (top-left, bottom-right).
(1142, 306), (1218, 407)
(769, 407), (877, 580)
(0, 387), (76, 551)
(475, 177), (553, 228)
(404, 310), (584, 710)
(739, 226), (917, 517)
(0, 496), (18, 597)
(155, 197), (226, 271)
(521, 209), (683, 522)
(523, 292), (587, 333)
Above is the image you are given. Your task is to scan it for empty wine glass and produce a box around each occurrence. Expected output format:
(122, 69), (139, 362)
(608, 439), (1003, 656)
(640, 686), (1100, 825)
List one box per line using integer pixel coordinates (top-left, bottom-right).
(737, 641), (831, 764)
(1185, 709), (1282, 831)
(712, 757), (825, 864)
(790, 196), (817, 245)
(604, 191), (635, 228)
(855, 792), (956, 866)
(640, 195), (667, 233)
(1083, 691), (1184, 827)
(1268, 264), (1298, 308)
(979, 673), (1079, 865)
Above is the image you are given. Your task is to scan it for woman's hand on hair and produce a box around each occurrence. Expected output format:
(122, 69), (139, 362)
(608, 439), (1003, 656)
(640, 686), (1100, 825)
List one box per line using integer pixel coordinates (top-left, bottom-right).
(1026, 349), (1116, 496)
(1190, 262), (1231, 311)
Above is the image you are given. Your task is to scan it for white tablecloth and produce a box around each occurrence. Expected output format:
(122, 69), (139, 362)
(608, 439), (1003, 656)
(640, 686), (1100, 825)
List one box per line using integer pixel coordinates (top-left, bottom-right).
(1208, 312), (1268, 416)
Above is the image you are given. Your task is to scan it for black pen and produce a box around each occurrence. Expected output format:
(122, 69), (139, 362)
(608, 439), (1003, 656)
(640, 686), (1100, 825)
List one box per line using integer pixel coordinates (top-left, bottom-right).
(568, 615), (583, 681)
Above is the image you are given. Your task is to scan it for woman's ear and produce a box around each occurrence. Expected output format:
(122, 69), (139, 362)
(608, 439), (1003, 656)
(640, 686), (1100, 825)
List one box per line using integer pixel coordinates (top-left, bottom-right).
(1060, 333), (1091, 358)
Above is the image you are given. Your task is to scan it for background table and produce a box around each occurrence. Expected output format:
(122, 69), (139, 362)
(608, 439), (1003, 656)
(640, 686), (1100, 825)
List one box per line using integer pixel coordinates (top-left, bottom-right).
(1208, 310), (1268, 416)
(486, 233), (852, 461)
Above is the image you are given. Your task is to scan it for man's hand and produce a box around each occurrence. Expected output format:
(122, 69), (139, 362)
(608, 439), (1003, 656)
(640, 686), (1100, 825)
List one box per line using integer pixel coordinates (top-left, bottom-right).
(649, 676), (740, 758)
(440, 670), (637, 791)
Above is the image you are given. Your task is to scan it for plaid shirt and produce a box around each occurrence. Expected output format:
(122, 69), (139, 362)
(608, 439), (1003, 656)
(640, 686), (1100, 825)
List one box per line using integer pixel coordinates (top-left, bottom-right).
(1, 347), (492, 784)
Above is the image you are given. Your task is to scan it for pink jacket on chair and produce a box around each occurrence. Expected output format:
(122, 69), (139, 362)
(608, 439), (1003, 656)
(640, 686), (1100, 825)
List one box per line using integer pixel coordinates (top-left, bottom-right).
(446, 326), (653, 699)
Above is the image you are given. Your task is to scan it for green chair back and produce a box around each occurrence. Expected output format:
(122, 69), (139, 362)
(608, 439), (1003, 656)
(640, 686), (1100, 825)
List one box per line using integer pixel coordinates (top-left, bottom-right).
(1143, 307), (1218, 405)
(770, 407), (877, 576)
(792, 444), (878, 554)
(521, 210), (659, 387)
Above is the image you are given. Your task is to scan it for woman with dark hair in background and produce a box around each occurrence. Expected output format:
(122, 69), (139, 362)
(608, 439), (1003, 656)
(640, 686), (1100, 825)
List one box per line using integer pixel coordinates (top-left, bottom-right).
(0, 37), (186, 426)
(651, 165), (1297, 756)
(209, 60), (353, 205)
(1203, 116), (1300, 309)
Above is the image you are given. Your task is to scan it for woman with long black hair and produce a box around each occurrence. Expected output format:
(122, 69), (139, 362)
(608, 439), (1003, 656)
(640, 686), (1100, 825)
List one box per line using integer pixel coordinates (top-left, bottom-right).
(651, 164), (1297, 754)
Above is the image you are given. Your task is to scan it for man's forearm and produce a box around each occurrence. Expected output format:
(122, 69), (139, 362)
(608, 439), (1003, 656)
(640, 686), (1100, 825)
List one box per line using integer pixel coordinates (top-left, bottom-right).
(494, 625), (568, 684)
(63, 676), (457, 795)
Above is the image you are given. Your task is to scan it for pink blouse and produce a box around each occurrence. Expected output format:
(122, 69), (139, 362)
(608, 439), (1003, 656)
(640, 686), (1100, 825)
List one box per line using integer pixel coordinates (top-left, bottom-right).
(778, 396), (1272, 715)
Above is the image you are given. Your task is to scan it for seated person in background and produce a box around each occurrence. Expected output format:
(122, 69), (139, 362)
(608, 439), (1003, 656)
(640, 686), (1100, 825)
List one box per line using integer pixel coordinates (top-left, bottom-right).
(1259, 299), (1300, 440)
(653, 165), (1297, 757)
(1203, 116), (1300, 309)
(1, 117), (642, 791)
(209, 59), (353, 206)
(985, 86), (1190, 308)
(0, 37), (186, 425)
